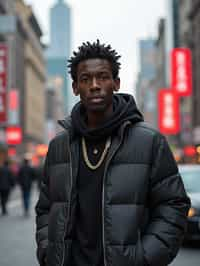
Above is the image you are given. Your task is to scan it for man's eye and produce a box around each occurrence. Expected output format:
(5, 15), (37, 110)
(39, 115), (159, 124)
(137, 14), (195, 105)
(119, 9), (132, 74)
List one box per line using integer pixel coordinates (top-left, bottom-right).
(99, 75), (109, 80)
(81, 77), (89, 82)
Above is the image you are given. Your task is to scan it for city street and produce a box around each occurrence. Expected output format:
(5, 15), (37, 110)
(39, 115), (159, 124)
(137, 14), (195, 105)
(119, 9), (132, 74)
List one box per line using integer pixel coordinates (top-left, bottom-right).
(0, 186), (199, 266)
(170, 243), (200, 266)
(1, 0), (200, 265)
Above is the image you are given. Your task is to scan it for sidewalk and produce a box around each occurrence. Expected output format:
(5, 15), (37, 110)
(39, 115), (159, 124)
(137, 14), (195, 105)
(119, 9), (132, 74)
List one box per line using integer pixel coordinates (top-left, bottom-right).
(0, 185), (40, 266)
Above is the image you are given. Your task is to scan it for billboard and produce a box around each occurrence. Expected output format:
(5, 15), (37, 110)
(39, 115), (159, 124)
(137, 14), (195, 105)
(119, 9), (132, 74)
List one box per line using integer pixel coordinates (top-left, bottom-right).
(0, 44), (8, 123)
(171, 48), (192, 96)
(158, 89), (180, 135)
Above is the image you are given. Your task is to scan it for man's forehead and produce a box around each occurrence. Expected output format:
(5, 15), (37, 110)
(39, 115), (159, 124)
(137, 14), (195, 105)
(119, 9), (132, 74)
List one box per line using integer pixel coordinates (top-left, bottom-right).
(77, 58), (111, 73)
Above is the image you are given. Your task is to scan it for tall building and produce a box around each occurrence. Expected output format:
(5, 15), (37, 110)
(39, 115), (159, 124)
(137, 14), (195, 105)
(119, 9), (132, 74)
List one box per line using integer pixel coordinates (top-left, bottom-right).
(48, 0), (70, 58)
(148, 18), (167, 130)
(165, 0), (179, 84)
(188, 0), (200, 146)
(0, 0), (46, 160)
(136, 39), (157, 128)
(175, 0), (193, 148)
(45, 75), (65, 143)
(155, 19), (167, 90)
(46, 0), (76, 115)
(15, 0), (46, 147)
(163, 0), (198, 163)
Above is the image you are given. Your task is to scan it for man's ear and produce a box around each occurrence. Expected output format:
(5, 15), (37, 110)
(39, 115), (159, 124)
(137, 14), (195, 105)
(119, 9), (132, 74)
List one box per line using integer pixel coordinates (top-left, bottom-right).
(114, 78), (120, 92)
(72, 81), (79, 96)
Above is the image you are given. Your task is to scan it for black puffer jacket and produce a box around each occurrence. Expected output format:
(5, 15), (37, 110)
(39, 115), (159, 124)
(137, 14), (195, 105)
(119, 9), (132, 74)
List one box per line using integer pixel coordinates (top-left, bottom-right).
(35, 119), (190, 266)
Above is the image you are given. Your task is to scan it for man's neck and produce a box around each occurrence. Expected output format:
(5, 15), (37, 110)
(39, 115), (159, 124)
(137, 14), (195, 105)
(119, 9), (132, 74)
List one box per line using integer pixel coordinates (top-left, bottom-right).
(87, 106), (113, 129)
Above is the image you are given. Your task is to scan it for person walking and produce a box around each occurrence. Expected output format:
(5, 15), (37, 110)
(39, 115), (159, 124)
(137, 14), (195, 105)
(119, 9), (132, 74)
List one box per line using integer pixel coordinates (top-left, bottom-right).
(18, 158), (35, 216)
(35, 40), (190, 266)
(0, 161), (14, 215)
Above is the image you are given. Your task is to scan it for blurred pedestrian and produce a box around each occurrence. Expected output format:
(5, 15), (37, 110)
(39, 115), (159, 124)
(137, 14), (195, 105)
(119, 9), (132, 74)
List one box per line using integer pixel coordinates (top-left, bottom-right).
(0, 161), (14, 215)
(35, 40), (190, 266)
(18, 158), (35, 216)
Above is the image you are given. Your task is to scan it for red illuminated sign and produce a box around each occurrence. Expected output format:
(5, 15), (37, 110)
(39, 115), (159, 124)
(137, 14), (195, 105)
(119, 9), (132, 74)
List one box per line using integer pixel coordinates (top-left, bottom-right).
(0, 44), (8, 123)
(6, 127), (22, 145)
(8, 148), (17, 157)
(8, 89), (20, 125)
(183, 146), (196, 157)
(158, 89), (180, 135)
(9, 90), (19, 110)
(171, 48), (192, 96)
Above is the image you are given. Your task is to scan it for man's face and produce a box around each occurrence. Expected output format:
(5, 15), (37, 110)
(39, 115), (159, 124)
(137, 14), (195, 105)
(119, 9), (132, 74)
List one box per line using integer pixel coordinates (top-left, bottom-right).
(72, 58), (120, 114)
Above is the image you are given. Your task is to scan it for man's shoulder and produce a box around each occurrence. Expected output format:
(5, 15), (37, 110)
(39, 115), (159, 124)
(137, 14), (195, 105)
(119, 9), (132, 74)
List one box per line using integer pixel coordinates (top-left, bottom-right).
(49, 130), (68, 148)
(49, 116), (72, 146)
(130, 121), (161, 138)
(46, 131), (70, 163)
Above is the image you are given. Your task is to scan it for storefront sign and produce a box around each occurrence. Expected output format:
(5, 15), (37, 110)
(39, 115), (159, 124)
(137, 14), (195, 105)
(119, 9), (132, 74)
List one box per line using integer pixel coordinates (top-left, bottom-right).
(158, 89), (180, 134)
(171, 48), (192, 96)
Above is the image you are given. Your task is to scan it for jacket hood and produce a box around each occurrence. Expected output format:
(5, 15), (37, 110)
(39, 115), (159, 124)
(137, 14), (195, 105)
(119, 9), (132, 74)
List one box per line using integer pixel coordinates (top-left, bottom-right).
(59, 93), (144, 140)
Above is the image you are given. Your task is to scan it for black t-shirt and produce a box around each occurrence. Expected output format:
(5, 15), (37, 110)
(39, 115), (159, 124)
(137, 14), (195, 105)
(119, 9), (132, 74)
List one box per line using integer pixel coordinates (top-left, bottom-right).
(72, 137), (108, 266)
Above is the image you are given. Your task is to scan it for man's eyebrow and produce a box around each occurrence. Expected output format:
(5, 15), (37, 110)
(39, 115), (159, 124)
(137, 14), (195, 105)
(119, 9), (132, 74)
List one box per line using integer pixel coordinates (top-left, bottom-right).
(79, 72), (90, 77)
(79, 68), (110, 76)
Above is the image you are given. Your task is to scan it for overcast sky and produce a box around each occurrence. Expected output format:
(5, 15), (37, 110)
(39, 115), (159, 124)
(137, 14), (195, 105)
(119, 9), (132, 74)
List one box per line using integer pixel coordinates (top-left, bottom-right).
(25, 0), (166, 95)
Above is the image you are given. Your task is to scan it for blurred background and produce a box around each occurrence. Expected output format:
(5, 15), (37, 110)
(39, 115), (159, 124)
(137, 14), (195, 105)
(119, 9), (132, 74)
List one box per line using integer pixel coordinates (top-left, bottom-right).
(0, 1), (200, 266)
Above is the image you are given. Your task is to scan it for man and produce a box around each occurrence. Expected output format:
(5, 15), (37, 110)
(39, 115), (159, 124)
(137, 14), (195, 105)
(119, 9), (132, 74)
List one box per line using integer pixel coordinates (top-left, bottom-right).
(18, 158), (35, 216)
(0, 161), (14, 215)
(35, 40), (190, 266)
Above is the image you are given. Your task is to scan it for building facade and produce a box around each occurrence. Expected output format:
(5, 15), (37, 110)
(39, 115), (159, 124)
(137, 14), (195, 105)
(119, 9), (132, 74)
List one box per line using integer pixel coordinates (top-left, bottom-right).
(15, 0), (46, 146)
(45, 74), (65, 143)
(176, 0), (193, 147)
(0, 0), (46, 159)
(136, 39), (157, 128)
(188, 0), (200, 145)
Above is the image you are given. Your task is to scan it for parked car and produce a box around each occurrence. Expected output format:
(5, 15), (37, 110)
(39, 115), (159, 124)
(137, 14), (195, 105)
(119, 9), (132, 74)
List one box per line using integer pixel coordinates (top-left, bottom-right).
(178, 164), (200, 241)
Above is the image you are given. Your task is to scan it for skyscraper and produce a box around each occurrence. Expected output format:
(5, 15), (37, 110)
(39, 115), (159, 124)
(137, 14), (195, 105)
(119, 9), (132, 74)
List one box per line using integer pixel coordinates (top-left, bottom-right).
(48, 0), (70, 58)
(46, 0), (76, 115)
(136, 39), (157, 128)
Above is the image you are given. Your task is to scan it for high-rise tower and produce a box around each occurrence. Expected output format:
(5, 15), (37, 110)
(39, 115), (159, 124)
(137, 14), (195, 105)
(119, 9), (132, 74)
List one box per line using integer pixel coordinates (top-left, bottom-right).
(46, 0), (76, 115)
(48, 0), (70, 58)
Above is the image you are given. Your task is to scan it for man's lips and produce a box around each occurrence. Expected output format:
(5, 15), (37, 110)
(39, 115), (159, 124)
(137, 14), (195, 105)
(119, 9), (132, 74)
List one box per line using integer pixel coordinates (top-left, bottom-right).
(88, 96), (104, 103)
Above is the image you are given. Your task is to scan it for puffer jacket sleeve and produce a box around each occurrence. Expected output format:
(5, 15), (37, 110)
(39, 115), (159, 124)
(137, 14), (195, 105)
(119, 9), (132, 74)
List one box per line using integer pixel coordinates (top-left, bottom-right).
(35, 141), (52, 266)
(141, 133), (191, 266)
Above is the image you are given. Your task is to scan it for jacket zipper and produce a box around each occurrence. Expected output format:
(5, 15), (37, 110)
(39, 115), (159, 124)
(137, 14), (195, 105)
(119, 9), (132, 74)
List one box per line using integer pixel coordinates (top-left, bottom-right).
(102, 122), (130, 266)
(61, 134), (73, 266)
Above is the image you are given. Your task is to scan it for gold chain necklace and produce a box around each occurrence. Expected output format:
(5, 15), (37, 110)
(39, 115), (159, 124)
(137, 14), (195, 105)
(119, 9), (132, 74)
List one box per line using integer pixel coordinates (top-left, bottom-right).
(82, 136), (111, 170)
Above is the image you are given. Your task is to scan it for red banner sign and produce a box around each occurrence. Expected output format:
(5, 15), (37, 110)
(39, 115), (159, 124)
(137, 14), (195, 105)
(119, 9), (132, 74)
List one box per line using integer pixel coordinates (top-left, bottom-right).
(6, 127), (22, 145)
(0, 44), (8, 123)
(158, 89), (180, 135)
(8, 89), (20, 125)
(171, 48), (192, 96)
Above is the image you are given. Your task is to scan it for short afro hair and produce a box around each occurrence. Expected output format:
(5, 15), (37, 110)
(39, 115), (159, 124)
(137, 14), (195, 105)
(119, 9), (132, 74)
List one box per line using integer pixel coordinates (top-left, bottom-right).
(68, 40), (121, 82)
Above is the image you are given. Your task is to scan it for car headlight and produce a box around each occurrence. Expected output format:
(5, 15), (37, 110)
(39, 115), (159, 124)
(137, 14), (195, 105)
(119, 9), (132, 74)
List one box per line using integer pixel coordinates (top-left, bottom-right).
(188, 207), (197, 217)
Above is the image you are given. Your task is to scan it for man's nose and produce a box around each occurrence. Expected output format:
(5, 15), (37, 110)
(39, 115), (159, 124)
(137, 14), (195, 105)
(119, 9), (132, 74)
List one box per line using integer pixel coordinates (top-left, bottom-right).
(91, 77), (100, 89)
